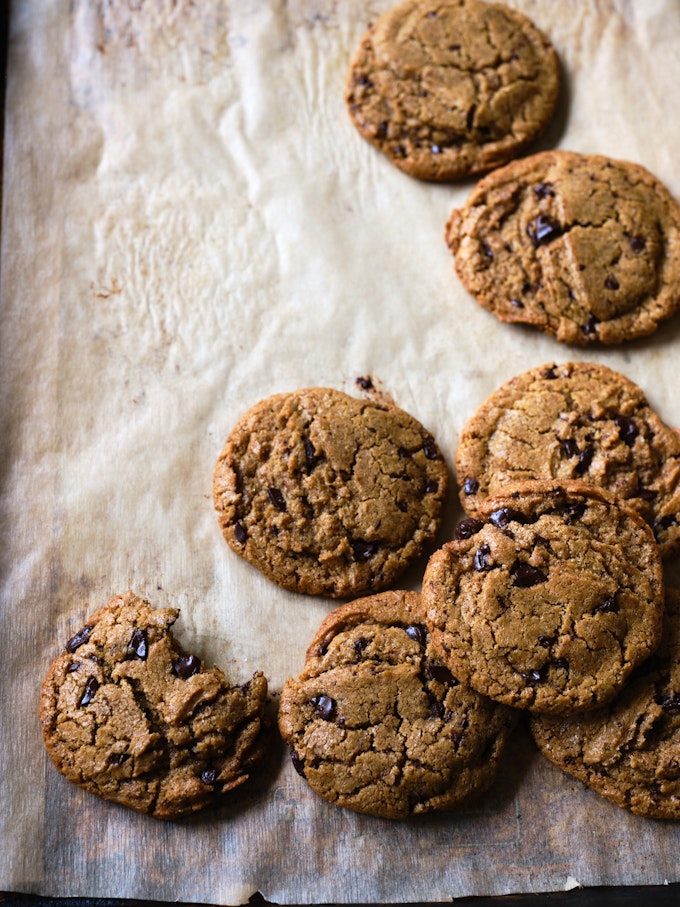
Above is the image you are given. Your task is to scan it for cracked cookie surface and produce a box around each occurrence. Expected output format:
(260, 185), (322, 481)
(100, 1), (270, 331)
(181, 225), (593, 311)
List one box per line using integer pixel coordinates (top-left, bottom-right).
(455, 361), (680, 558)
(278, 590), (517, 818)
(213, 388), (448, 598)
(39, 591), (269, 819)
(531, 588), (680, 819)
(446, 150), (680, 343)
(423, 481), (664, 715)
(345, 0), (560, 181)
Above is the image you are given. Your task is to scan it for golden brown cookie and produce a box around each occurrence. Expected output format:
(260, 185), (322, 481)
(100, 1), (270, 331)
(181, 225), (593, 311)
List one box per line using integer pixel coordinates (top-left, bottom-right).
(423, 481), (664, 715)
(446, 150), (680, 343)
(531, 588), (680, 819)
(278, 590), (517, 818)
(455, 361), (680, 558)
(213, 387), (448, 598)
(345, 0), (560, 181)
(39, 591), (269, 819)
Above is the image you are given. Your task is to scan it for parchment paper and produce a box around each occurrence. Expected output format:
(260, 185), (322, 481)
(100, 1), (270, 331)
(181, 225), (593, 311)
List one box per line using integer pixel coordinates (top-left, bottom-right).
(2, 1), (680, 903)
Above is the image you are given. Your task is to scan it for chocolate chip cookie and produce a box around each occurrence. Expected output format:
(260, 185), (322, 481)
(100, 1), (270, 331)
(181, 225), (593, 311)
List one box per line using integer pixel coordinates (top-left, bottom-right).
(446, 150), (680, 343)
(213, 387), (448, 598)
(278, 590), (517, 818)
(455, 361), (680, 558)
(39, 591), (269, 819)
(423, 481), (664, 715)
(345, 0), (560, 181)
(531, 588), (680, 819)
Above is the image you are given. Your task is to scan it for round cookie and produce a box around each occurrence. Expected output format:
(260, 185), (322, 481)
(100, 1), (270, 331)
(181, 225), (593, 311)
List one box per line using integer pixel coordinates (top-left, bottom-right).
(446, 150), (680, 343)
(530, 589), (680, 819)
(213, 387), (448, 598)
(345, 0), (560, 181)
(422, 480), (664, 715)
(278, 590), (518, 819)
(39, 591), (269, 820)
(455, 361), (680, 558)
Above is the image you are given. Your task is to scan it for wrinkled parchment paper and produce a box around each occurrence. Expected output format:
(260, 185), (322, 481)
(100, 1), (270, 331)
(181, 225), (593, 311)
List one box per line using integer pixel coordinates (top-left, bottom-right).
(3, 1), (680, 903)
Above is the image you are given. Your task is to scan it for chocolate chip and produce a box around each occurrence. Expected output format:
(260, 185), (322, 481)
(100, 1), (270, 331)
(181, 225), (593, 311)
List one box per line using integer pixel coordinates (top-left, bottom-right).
(562, 501), (587, 523)
(482, 244), (494, 259)
(357, 74), (372, 88)
(311, 694), (336, 721)
(533, 182), (555, 200)
(488, 507), (530, 528)
(561, 438), (579, 458)
(553, 658), (569, 672)
(200, 767), (219, 786)
(473, 543), (493, 571)
(511, 562), (547, 587)
(290, 748), (306, 776)
(424, 479), (439, 494)
(521, 666), (547, 683)
(425, 662), (456, 686)
(356, 375), (374, 390)
(537, 635), (553, 648)
(595, 596), (618, 614)
(303, 437), (319, 471)
(66, 625), (94, 653)
(659, 693), (680, 713)
(353, 637), (369, 657)
(267, 487), (287, 512)
(127, 628), (148, 660)
(234, 521), (247, 544)
(107, 753), (128, 765)
(653, 515), (676, 539)
(67, 662), (80, 673)
(79, 676), (99, 707)
(405, 624), (426, 645)
(614, 415), (638, 446)
(574, 445), (594, 475)
(463, 477), (479, 495)
(604, 275), (620, 290)
(581, 315), (600, 335)
(542, 365), (558, 379)
(429, 700), (445, 718)
(510, 299), (525, 308)
(351, 539), (378, 561)
(173, 654), (201, 679)
(422, 435), (439, 460)
(526, 215), (562, 247)
(629, 235), (646, 253)
(455, 517), (484, 540)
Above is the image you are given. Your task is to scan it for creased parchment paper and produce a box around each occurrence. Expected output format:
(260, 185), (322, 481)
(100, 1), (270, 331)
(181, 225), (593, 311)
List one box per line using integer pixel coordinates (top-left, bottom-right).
(2, 1), (680, 903)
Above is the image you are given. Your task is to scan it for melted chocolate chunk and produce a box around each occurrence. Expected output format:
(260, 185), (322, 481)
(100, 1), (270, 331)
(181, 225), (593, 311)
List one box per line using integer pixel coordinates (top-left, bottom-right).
(234, 521), (247, 544)
(659, 693), (680, 714)
(604, 274), (620, 290)
(455, 517), (484, 540)
(526, 214), (562, 247)
(173, 654), (201, 679)
(614, 415), (639, 446)
(521, 666), (548, 683)
(303, 437), (319, 471)
(574, 445), (594, 475)
(473, 543), (494, 572)
(561, 438), (579, 458)
(424, 479), (439, 494)
(79, 676), (99, 707)
(405, 624), (426, 645)
(66, 625), (94, 653)
(488, 507), (530, 528)
(107, 753), (128, 766)
(562, 501), (587, 523)
(290, 748), (306, 777)
(201, 767), (219, 786)
(311, 694), (336, 721)
(533, 182), (555, 200)
(353, 637), (369, 657)
(511, 562), (547, 587)
(267, 487), (287, 512)
(351, 539), (379, 561)
(595, 596), (618, 614)
(463, 477), (479, 495)
(581, 315), (600, 335)
(127, 628), (148, 660)
(422, 435), (439, 460)
(629, 235), (646, 253)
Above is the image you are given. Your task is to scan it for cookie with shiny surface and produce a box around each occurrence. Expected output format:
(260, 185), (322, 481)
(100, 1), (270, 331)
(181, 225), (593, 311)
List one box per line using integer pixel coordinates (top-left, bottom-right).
(446, 150), (680, 342)
(213, 388), (448, 598)
(423, 481), (664, 715)
(39, 591), (269, 819)
(345, 0), (560, 181)
(278, 590), (517, 818)
(531, 589), (680, 819)
(455, 361), (680, 558)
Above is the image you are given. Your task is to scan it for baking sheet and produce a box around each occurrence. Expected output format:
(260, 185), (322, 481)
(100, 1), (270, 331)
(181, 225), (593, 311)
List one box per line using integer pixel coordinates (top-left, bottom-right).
(2, 0), (680, 903)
